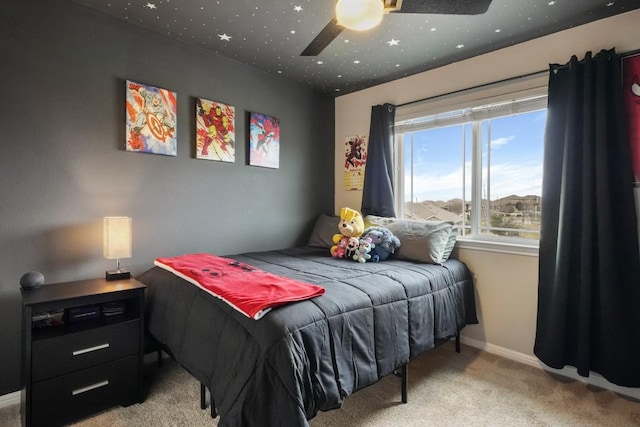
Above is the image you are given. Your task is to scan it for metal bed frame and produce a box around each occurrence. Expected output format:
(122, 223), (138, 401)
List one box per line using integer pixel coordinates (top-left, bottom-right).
(196, 332), (461, 419)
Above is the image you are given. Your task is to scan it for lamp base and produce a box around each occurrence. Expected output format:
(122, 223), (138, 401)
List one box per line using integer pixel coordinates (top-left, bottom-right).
(105, 269), (131, 281)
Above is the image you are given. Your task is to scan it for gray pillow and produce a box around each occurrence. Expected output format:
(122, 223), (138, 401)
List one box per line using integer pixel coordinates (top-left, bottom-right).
(307, 214), (339, 248)
(365, 215), (455, 264)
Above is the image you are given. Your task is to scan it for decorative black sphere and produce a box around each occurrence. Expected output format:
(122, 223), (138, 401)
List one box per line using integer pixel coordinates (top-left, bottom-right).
(20, 271), (44, 289)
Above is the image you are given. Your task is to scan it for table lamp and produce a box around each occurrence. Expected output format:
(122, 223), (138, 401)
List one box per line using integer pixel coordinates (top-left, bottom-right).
(103, 216), (132, 281)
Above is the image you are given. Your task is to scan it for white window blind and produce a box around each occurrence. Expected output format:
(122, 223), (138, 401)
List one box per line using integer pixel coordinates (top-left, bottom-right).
(395, 94), (548, 133)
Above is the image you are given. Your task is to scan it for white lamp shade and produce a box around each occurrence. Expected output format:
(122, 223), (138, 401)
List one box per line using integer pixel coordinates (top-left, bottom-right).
(336, 0), (384, 31)
(103, 217), (132, 260)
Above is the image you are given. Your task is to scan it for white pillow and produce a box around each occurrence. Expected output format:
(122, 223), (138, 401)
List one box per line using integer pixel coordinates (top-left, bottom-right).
(365, 215), (455, 264)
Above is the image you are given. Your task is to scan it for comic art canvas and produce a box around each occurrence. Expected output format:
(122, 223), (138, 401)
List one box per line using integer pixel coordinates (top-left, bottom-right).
(344, 134), (368, 190)
(196, 98), (235, 162)
(125, 80), (177, 156)
(248, 112), (280, 169)
(623, 53), (640, 184)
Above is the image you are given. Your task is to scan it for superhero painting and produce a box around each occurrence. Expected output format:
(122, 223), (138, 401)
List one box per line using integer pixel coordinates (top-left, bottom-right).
(344, 134), (368, 190)
(125, 80), (177, 156)
(249, 112), (280, 169)
(196, 98), (235, 162)
(623, 53), (640, 184)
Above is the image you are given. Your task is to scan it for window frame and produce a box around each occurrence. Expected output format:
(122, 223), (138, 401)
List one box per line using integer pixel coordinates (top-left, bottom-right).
(393, 73), (549, 255)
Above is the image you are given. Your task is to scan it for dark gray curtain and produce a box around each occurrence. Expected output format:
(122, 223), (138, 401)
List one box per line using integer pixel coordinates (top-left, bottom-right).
(534, 48), (640, 387)
(361, 103), (396, 217)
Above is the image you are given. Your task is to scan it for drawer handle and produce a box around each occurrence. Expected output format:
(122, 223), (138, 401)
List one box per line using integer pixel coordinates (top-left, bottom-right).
(72, 380), (109, 396)
(72, 343), (110, 356)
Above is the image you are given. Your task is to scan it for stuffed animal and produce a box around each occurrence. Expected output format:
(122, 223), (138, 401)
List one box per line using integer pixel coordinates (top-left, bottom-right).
(360, 226), (401, 262)
(330, 207), (365, 258)
(345, 237), (360, 259)
(353, 237), (374, 263)
(333, 237), (349, 259)
(332, 236), (360, 259)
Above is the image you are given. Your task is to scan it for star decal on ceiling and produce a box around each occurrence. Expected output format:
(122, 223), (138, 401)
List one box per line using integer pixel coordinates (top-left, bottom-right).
(69, 0), (634, 96)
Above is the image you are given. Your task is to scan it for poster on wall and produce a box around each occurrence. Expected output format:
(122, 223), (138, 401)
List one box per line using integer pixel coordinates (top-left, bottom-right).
(343, 134), (368, 191)
(623, 53), (640, 186)
(125, 80), (177, 156)
(195, 98), (235, 162)
(248, 112), (280, 169)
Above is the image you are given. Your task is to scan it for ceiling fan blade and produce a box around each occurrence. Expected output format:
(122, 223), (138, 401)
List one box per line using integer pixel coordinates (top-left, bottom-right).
(392, 0), (493, 15)
(301, 18), (345, 56)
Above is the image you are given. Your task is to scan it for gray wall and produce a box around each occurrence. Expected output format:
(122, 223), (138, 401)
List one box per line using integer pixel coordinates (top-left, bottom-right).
(0, 0), (334, 395)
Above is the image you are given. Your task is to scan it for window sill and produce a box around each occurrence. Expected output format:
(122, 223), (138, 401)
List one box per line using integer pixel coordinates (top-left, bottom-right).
(456, 237), (539, 257)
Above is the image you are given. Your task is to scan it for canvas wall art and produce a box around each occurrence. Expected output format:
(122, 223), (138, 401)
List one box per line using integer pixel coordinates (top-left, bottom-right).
(623, 53), (640, 184)
(125, 80), (177, 156)
(343, 134), (368, 190)
(248, 112), (280, 169)
(196, 98), (235, 162)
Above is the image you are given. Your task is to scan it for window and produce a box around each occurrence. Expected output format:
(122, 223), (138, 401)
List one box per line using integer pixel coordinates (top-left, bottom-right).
(394, 82), (547, 248)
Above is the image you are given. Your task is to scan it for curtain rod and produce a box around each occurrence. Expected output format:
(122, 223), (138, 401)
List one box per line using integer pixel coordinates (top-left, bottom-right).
(397, 48), (640, 109)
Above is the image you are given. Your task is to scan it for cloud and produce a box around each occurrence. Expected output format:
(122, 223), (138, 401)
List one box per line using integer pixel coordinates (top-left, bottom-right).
(405, 166), (467, 202)
(484, 162), (542, 198)
(490, 135), (514, 149)
(405, 161), (542, 202)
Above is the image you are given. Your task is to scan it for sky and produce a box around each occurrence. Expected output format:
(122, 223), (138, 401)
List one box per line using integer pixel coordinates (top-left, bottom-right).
(403, 109), (547, 203)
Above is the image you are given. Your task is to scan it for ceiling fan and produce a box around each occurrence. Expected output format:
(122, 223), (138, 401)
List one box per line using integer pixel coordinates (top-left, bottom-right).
(301, 0), (494, 56)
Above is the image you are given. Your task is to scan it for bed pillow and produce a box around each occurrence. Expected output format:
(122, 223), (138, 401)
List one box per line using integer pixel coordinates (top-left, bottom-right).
(307, 214), (340, 248)
(364, 214), (395, 228)
(364, 215), (454, 264)
(441, 226), (458, 262)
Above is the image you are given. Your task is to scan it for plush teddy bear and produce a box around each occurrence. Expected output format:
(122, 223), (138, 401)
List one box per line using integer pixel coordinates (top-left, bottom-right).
(353, 237), (374, 263)
(330, 207), (365, 258)
(360, 226), (401, 262)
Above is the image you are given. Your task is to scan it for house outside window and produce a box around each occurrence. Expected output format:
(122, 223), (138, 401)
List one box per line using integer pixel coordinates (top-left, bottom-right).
(393, 75), (548, 253)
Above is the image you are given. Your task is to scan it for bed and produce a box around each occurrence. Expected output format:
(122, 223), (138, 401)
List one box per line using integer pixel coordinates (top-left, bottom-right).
(138, 215), (478, 427)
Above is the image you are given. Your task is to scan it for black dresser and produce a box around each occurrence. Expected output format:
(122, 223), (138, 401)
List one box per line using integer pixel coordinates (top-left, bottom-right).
(21, 278), (145, 427)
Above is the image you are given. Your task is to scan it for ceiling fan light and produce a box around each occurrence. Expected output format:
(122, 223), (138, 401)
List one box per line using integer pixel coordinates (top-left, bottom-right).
(336, 0), (384, 31)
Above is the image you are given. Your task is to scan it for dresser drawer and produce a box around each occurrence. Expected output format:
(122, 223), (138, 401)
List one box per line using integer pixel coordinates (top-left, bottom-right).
(31, 355), (140, 427)
(32, 319), (140, 381)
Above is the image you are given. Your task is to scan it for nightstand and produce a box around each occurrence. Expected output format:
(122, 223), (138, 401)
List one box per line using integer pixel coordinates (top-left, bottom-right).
(21, 277), (146, 427)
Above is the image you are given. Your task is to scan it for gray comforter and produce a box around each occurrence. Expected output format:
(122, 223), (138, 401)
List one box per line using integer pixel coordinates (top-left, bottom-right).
(139, 246), (477, 426)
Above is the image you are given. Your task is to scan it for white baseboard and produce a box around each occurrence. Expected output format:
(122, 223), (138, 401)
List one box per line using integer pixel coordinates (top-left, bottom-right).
(0, 390), (20, 409)
(460, 336), (640, 400)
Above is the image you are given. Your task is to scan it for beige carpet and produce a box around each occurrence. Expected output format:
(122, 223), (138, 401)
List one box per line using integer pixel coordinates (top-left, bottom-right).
(2, 342), (639, 426)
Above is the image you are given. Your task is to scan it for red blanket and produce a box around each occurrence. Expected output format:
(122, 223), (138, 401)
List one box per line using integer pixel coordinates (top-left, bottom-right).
(154, 253), (325, 320)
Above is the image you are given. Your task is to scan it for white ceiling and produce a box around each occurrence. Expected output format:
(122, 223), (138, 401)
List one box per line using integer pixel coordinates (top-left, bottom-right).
(69, 0), (640, 96)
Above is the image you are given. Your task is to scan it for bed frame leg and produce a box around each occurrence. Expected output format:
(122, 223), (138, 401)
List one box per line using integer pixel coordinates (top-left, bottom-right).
(455, 331), (461, 353)
(211, 395), (217, 418)
(401, 364), (408, 404)
(200, 383), (206, 410)
(200, 382), (218, 418)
